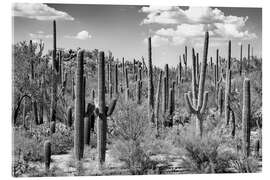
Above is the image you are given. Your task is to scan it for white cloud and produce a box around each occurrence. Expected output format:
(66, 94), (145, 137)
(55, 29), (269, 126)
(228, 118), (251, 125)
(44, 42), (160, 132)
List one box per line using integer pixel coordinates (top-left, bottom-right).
(29, 31), (52, 39)
(140, 6), (257, 45)
(144, 35), (170, 47)
(13, 3), (74, 21)
(65, 30), (92, 40)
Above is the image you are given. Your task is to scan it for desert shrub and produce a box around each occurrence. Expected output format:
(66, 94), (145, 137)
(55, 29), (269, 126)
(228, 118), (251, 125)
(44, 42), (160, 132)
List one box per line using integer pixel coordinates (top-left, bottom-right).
(13, 123), (73, 163)
(110, 100), (158, 174)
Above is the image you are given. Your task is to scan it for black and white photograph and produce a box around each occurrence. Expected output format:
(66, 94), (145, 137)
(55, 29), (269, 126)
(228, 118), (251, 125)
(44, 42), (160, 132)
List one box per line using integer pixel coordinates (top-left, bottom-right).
(11, 1), (262, 177)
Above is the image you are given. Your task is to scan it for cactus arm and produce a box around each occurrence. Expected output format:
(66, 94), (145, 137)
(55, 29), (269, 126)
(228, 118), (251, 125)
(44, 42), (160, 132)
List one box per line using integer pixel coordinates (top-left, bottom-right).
(191, 48), (197, 106)
(184, 91), (197, 114)
(106, 98), (118, 116)
(199, 91), (208, 114)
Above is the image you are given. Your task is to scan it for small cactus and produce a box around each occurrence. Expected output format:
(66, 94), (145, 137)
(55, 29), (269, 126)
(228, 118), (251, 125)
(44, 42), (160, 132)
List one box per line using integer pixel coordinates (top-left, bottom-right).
(44, 140), (51, 172)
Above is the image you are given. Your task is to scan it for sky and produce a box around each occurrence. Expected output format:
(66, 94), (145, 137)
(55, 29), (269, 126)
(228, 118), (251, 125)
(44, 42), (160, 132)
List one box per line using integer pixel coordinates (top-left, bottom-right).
(12, 3), (262, 67)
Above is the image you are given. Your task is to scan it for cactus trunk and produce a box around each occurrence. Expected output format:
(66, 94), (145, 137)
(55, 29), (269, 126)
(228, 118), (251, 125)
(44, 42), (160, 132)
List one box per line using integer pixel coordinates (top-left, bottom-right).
(225, 41), (232, 125)
(74, 50), (85, 161)
(148, 37), (154, 124)
(242, 78), (251, 157)
(97, 51), (107, 167)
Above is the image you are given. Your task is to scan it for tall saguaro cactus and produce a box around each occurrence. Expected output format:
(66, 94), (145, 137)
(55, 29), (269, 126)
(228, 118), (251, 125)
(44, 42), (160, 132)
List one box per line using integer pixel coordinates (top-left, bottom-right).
(115, 64), (118, 94)
(164, 64), (169, 111)
(242, 78), (251, 157)
(155, 71), (163, 135)
(247, 44), (250, 74)
(148, 37), (154, 124)
(50, 20), (57, 129)
(225, 41), (232, 125)
(97, 51), (107, 167)
(240, 44), (243, 76)
(184, 31), (209, 137)
(74, 50), (85, 161)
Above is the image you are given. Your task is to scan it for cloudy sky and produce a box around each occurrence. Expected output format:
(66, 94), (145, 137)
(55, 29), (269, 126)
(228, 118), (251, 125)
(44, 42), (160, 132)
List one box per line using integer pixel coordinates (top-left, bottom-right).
(12, 3), (262, 67)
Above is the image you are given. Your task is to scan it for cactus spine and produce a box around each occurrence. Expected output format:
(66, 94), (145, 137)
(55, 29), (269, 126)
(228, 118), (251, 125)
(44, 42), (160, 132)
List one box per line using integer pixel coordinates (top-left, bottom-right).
(97, 51), (107, 167)
(74, 50), (85, 161)
(225, 41), (232, 125)
(184, 31), (209, 137)
(148, 37), (154, 124)
(44, 140), (51, 172)
(242, 78), (251, 157)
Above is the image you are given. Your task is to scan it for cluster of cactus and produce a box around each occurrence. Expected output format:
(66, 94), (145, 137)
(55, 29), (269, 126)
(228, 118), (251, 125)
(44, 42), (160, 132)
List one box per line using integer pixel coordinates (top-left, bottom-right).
(184, 31), (209, 137)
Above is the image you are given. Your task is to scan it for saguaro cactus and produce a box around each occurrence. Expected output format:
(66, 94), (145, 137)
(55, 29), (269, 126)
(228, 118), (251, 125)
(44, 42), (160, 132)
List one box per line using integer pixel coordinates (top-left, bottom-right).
(125, 68), (129, 101)
(164, 64), (169, 111)
(148, 37), (154, 124)
(240, 44), (243, 76)
(184, 46), (188, 75)
(115, 64), (118, 94)
(97, 51), (107, 167)
(44, 140), (51, 172)
(225, 41), (232, 125)
(67, 106), (72, 127)
(74, 50), (85, 161)
(29, 40), (34, 81)
(217, 86), (223, 116)
(96, 52), (118, 167)
(50, 20), (57, 129)
(184, 31), (209, 137)
(32, 100), (38, 125)
(136, 80), (142, 104)
(178, 56), (182, 84)
(84, 117), (91, 145)
(242, 78), (251, 157)
(162, 76), (167, 114)
(155, 71), (163, 134)
(247, 44), (250, 73)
